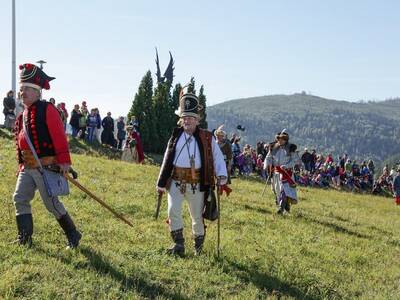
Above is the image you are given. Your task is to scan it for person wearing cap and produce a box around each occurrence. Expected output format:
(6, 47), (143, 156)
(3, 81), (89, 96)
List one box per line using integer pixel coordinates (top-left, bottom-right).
(214, 125), (233, 184)
(156, 87), (228, 256)
(264, 129), (299, 214)
(12, 63), (81, 248)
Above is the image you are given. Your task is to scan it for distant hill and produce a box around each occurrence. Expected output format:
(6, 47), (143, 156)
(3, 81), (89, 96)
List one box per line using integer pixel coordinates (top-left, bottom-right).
(207, 94), (400, 162)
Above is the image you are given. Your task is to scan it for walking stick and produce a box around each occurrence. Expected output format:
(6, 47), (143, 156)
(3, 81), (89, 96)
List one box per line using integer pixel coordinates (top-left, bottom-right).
(215, 184), (231, 258)
(261, 177), (270, 197)
(217, 189), (221, 258)
(154, 192), (162, 219)
(261, 165), (273, 197)
(65, 174), (134, 228)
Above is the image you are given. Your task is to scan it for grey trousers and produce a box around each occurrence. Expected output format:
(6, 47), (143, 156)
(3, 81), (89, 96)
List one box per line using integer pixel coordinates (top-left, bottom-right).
(13, 168), (67, 219)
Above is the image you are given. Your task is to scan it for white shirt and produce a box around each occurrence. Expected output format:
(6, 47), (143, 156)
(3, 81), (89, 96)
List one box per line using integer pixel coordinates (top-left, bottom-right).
(173, 132), (227, 177)
(264, 146), (298, 170)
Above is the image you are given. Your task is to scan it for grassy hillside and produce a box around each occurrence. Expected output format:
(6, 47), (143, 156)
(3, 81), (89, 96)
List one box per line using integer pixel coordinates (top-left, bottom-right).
(207, 94), (400, 162)
(1, 130), (400, 299)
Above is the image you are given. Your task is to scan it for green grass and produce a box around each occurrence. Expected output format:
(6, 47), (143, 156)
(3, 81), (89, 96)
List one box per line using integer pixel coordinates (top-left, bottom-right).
(1, 129), (399, 299)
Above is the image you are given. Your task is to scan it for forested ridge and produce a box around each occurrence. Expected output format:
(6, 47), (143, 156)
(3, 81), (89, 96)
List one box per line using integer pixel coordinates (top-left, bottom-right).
(207, 94), (400, 162)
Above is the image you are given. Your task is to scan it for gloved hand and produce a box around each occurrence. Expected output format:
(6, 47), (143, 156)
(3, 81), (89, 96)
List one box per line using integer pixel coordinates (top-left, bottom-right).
(156, 186), (167, 195)
(218, 184), (232, 196)
(58, 163), (71, 174)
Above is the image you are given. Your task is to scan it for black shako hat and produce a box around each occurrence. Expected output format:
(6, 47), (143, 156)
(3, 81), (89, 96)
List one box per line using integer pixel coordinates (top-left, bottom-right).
(19, 63), (55, 90)
(175, 85), (202, 118)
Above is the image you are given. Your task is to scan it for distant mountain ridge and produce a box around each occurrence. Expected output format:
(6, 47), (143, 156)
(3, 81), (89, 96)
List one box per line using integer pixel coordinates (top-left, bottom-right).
(207, 93), (400, 162)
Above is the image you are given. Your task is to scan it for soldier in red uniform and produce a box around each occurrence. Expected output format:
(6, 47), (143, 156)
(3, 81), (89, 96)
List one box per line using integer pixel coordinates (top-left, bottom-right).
(13, 63), (81, 248)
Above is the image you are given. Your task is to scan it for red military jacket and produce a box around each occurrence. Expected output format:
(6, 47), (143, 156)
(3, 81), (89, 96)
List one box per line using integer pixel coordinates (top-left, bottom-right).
(14, 100), (71, 170)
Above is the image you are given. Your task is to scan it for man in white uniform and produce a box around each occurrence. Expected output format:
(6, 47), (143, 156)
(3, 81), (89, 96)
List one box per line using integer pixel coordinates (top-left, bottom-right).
(264, 129), (299, 214)
(156, 87), (228, 256)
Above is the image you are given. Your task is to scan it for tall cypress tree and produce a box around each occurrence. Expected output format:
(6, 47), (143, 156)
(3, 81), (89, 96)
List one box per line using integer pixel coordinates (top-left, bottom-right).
(198, 85), (208, 129)
(128, 70), (154, 152)
(153, 83), (171, 153)
(170, 83), (182, 129)
(187, 77), (196, 94)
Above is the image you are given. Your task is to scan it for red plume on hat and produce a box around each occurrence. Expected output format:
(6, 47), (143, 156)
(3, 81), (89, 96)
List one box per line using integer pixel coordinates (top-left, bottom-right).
(19, 63), (55, 90)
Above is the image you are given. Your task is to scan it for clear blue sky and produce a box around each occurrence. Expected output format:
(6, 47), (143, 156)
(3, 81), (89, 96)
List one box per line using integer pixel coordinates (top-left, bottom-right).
(1, 0), (399, 124)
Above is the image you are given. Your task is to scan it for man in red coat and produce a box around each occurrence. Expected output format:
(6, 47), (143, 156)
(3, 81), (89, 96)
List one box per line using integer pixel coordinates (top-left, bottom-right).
(12, 63), (81, 248)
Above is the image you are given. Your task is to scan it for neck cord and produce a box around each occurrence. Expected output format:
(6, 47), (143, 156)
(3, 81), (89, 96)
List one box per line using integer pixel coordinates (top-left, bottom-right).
(173, 132), (193, 166)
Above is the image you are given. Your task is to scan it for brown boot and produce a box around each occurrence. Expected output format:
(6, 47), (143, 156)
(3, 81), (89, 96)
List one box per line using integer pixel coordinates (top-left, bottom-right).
(167, 228), (185, 257)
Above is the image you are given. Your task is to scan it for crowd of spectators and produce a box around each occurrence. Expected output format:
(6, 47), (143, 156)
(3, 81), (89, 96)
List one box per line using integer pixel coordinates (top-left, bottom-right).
(229, 136), (397, 197)
(1, 91), (139, 153)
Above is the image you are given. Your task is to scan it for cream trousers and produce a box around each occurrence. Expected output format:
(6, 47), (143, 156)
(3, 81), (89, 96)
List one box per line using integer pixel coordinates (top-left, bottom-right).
(168, 180), (205, 236)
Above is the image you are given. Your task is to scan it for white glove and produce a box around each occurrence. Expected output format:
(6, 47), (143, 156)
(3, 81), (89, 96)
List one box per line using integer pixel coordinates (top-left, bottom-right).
(156, 186), (167, 194)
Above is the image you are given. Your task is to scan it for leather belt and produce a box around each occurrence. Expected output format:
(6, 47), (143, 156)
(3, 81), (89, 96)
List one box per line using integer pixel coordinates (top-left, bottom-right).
(22, 150), (57, 169)
(172, 167), (200, 184)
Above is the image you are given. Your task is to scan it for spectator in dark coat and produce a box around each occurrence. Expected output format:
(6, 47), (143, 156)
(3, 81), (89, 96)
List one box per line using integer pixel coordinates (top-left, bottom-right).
(69, 104), (81, 137)
(101, 112), (115, 147)
(310, 149), (317, 173)
(3, 90), (16, 129)
(116, 117), (126, 150)
(301, 148), (313, 171)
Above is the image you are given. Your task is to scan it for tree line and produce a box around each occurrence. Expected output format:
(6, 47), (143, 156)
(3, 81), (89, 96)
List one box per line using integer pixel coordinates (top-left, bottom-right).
(208, 103), (400, 163)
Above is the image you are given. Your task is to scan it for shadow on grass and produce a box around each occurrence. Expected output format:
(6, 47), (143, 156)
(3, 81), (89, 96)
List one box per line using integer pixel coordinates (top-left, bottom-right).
(78, 247), (188, 299)
(37, 245), (187, 299)
(241, 203), (273, 215)
(221, 258), (319, 299)
(295, 212), (370, 239)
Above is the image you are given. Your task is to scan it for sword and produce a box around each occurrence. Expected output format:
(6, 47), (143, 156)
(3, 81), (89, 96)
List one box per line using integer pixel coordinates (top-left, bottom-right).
(65, 174), (134, 228)
(154, 192), (163, 219)
(261, 165), (273, 197)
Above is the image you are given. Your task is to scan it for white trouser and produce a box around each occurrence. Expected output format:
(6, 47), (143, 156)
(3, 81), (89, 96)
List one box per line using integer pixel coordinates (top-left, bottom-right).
(168, 180), (205, 236)
(271, 173), (298, 202)
(13, 168), (67, 219)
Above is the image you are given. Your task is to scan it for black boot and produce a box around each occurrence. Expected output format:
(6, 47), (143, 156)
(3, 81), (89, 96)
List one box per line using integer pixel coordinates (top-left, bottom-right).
(284, 201), (291, 213)
(194, 235), (205, 256)
(57, 213), (82, 249)
(15, 214), (33, 247)
(167, 229), (185, 257)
